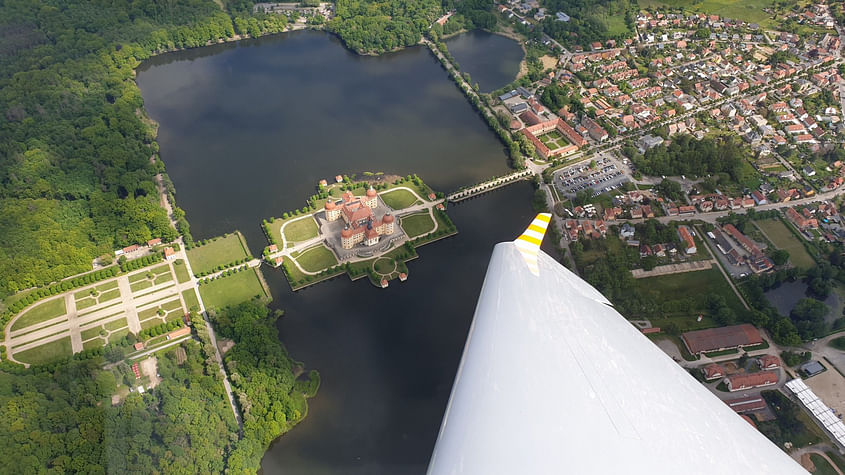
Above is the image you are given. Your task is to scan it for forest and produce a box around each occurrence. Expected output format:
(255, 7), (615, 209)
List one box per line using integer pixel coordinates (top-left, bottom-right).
(632, 135), (758, 187)
(538, 0), (635, 48)
(0, 301), (316, 472)
(0, 0), (292, 298)
(329, 0), (442, 54)
(0, 0), (320, 470)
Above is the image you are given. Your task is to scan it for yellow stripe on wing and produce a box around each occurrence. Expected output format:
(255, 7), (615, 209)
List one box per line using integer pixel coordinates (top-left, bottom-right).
(515, 213), (552, 276)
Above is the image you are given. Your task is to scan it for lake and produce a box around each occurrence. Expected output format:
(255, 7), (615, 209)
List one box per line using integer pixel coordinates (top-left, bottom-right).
(765, 280), (842, 325)
(137, 30), (510, 251)
(445, 30), (524, 92)
(136, 30), (537, 473)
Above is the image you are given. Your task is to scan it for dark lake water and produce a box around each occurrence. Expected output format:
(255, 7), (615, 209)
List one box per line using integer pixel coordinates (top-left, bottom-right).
(445, 30), (523, 92)
(136, 30), (538, 474)
(137, 30), (510, 250)
(765, 280), (842, 323)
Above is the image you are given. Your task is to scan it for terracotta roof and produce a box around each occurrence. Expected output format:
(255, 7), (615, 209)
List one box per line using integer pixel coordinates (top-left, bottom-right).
(759, 355), (781, 369)
(703, 363), (725, 380)
(727, 371), (778, 390)
(681, 324), (763, 354)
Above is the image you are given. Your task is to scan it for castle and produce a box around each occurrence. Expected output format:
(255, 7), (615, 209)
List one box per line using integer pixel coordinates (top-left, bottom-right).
(325, 187), (395, 249)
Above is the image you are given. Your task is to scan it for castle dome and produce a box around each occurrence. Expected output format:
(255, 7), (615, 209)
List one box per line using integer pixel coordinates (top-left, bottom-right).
(366, 186), (377, 198)
(325, 200), (336, 210)
(341, 227), (354, 238)
(382, 214), (395, 224)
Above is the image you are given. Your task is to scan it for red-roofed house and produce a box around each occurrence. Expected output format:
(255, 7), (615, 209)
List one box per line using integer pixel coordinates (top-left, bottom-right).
(758, 355), (781, 370)
(726, 371), (779, 391)
(703, 364), (725, 381)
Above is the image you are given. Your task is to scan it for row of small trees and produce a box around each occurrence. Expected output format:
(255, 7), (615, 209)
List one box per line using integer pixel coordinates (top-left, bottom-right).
(119, 252), (164, 273)
(198, 265), (250, 285)
(138, 319), (185, 341)
(194, 258), (252, 278)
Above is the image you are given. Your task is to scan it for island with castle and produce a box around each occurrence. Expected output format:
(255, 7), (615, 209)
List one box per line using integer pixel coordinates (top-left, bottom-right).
(261, 174), (457, 290)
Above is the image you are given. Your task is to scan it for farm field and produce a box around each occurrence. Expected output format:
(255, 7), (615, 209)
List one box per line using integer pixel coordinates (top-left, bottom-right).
(753, 219), (816, 269)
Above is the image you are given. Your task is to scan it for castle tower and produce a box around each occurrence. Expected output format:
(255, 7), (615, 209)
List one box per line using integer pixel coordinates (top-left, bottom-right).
(382, 213), (395, 235)
(341, 225), (355, 249)
(325, 200), (340, 221)
(365, 186), (378, 208)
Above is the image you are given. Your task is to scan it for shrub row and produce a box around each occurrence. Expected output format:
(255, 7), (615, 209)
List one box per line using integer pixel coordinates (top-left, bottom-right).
(198, 265), (250, 285)
(193, 258), (252, 277)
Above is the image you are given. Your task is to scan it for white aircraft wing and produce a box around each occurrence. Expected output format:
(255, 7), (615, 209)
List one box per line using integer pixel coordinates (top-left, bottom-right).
(428, 214), (805, 474)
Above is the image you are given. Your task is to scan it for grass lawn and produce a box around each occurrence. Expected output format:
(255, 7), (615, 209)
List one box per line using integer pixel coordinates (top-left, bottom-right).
(15, 337), (72, 365)
(182, 289), (200, 312)
(104, 317), (128, 331)
(648, 314), (718, 333)
(12, 298), (67, 331)
(373, 257), (396, 274)
(295, 245), (338, 273)
(141, 317), (165, 330)
(74, 288), (94, 300)
(81, 326), (105, 341)
(164, 310), (184, 323)
(753, 219), (816, 269)
(282, 216), (319, 242)
(76, 297), (97, 310)
(95, 280), (119, 293)
(173, 259), (191, 283)
(200, 269), (267, 310)
(161, 298), (183, 312)
(631, 268), (747, 318)
(831, 337), (845, 351)
(151, 264), (171, 275)
(825, 452), (845, 474)
(186, 233), (249, 275)
(380, 189), (417, 210)
(401, 212), (436, 238)
(810, 454), (839, 475)
(637, 0), (784, 27)
(82, 338), (104, 351)
(130, 279), (153, 293)
(98, 288), (121, 303)
(154, 272), (173, 285)
(129, 270), (151, 283)
(108, 328), (130, 344)
(138, 306), (162, 321)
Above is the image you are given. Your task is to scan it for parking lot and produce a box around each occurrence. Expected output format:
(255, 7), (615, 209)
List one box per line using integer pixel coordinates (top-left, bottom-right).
(553, 156), (630, 198)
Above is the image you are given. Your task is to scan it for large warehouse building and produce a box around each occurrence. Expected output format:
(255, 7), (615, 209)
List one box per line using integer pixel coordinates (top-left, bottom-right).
(681, 324), (764, 355)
